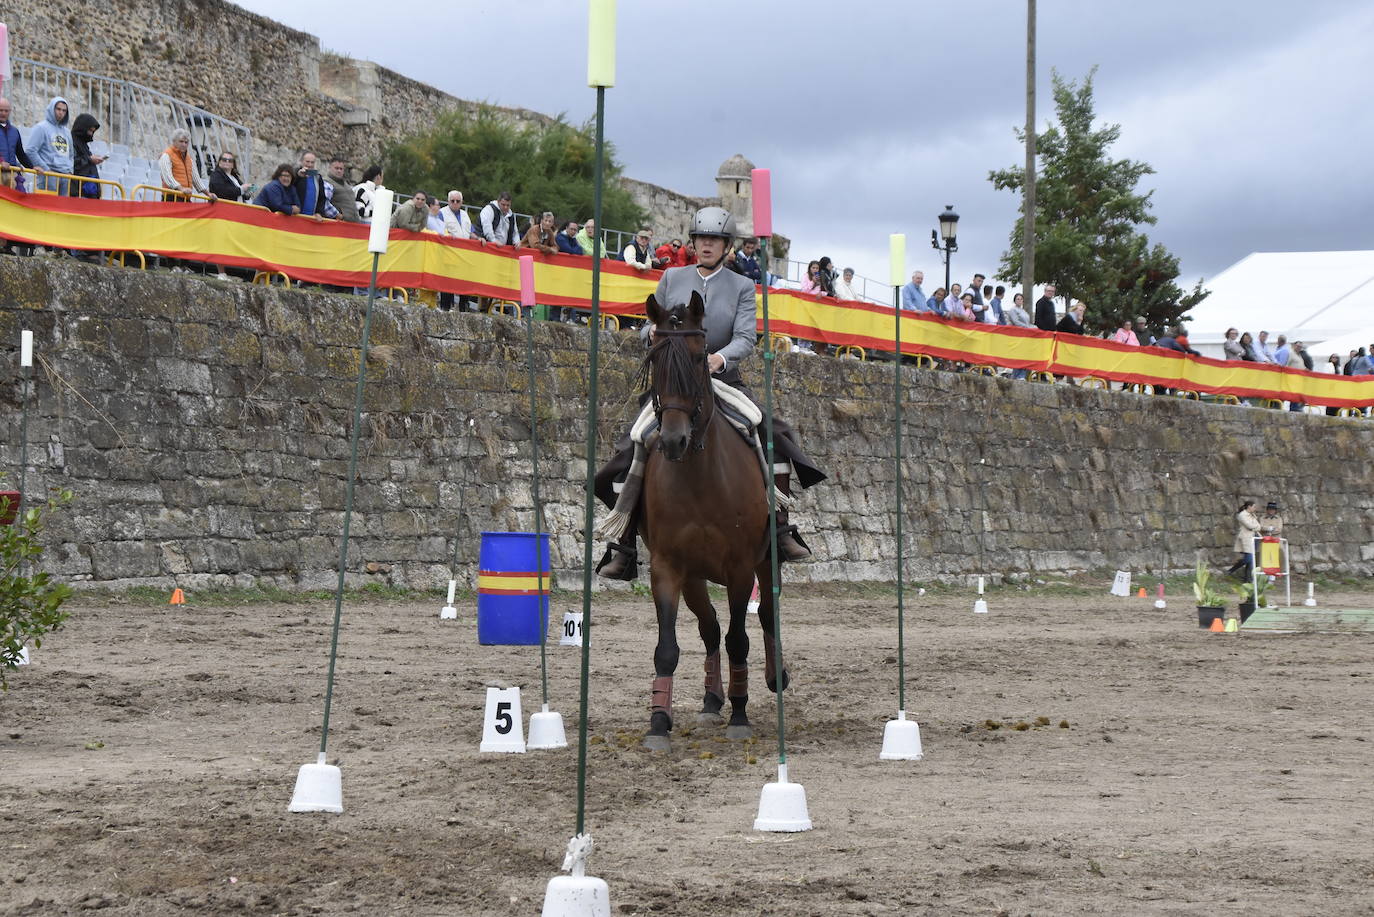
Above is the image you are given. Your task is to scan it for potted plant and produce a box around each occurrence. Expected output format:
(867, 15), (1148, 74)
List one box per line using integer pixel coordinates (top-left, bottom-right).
(1193, 561), (1228, 628)
(1233, 577), (1269, 624)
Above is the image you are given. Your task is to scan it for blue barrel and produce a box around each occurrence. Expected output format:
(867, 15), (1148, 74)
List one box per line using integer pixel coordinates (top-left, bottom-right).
(477, 532), (551, 645)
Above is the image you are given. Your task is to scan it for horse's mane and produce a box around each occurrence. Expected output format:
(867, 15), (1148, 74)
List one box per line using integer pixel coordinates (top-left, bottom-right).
(638, 332), (704, 399)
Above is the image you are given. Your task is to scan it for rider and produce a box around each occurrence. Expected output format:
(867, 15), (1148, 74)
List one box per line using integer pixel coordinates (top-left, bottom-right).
(594, 206), (826, 580)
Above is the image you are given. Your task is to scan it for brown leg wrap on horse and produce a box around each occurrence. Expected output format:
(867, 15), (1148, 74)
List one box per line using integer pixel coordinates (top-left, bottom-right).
(728, 662), (749, 699)
(704, 652), (724, 700)
(650, 676), (673, 715)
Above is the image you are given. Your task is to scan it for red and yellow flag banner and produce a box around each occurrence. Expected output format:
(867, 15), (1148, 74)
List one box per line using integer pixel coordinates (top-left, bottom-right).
(3, 189), (1372, 407)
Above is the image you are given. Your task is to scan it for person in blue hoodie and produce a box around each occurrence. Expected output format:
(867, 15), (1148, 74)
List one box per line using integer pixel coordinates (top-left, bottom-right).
(27, 97), (74, 194)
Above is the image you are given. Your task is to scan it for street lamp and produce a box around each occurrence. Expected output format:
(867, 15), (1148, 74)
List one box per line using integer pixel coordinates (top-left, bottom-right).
(930, 205), (959, 293)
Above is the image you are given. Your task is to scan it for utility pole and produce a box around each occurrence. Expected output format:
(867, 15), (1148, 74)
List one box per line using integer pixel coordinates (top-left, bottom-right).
(1021, 0), (1037, 306)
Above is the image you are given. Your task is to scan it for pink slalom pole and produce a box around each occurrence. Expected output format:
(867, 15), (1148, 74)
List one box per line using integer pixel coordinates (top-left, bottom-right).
(519, 254), (536, 307)
(751, 168), (772, 239)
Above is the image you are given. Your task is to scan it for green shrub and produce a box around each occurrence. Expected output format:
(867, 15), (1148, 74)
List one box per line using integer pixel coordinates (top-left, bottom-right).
(2, 487), (74, 688)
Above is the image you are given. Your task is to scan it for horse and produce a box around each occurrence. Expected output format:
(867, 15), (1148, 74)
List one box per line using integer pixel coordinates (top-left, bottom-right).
(636, 290), (789, 753)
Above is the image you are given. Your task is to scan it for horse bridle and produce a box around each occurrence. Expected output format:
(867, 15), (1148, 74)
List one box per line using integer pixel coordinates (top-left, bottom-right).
(649, 327), (710, 453)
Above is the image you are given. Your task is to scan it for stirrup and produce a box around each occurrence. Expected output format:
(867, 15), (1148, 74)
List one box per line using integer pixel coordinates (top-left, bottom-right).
(596, 542), (639, 581)
(776, 525), (812, 563)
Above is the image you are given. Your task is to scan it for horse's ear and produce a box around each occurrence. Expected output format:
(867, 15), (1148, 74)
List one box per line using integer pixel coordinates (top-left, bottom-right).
(645, 293), (665, 325)
(687, 290), (706, 325)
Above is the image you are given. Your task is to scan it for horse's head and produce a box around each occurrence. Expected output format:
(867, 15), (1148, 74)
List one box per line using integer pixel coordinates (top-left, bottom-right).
(641, 290), (709, 462)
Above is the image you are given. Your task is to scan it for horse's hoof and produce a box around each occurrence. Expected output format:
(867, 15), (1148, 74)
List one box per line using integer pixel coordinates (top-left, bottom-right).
(643, 734), (672, 753)
(697, 710), (724, 726)
(766, 669), (790, 693)
(725, 724), (753, 740)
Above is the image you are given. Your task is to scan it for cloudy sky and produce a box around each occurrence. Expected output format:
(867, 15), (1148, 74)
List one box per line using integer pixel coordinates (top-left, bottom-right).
(240, 0), (1372, 298)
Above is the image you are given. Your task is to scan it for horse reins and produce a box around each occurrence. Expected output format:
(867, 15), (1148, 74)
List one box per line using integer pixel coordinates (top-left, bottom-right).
(648, 327), (710, 453)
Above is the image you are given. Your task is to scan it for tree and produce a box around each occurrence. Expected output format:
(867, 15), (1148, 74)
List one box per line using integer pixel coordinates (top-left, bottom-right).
(383, 106), (648, 236)
(989, 68), (1207, 334)
(2, 486), (73, 689)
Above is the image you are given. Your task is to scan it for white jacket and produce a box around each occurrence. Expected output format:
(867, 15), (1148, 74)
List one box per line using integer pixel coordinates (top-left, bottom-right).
(441, 205), (473, 239)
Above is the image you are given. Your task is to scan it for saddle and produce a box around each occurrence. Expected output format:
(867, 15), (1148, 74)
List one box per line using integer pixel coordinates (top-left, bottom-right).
(597, 379), (787, 543)
(630, 378), (762, 448)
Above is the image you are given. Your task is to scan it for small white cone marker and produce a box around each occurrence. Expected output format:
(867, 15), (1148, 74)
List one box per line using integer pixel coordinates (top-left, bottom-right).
(439, 579), (458, 619)
(747, 578), (760, 615)
(1304, 582), (1317, 607)
(17, 646), (30, 666)
(879, 709), (923, 760)
(288, 752), (343, 814)
(527, 703), (568, 750)
(541, 833), (610, 917)
(754, 763), (812, 832)
(973, 576), (988, 615)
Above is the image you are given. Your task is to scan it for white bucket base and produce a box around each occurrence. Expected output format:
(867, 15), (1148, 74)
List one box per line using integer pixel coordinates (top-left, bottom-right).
(879, 715), (924, 760)
(439, 605), (457, 619)
(973, 599), (988, 614)
(541, 874), (611, 917)
(17, 646), (30, 666)
(754, 777), (812, 832)
(1153, 599), (1167, 609)
(1304, 598), (1317, 607)
(528, 708), (568, 750)
(288, 754), (342, 813)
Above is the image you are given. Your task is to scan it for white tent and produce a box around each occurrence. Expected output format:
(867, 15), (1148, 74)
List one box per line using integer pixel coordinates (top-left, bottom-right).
(1183, 251), (1374, 359)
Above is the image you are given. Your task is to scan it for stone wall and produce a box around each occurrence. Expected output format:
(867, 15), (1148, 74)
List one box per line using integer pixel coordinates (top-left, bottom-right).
(2, 257), (1372, 591)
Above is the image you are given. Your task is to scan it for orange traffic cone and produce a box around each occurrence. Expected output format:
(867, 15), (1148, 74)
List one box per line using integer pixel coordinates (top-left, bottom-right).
(169, 587), (186, 605)
(1208, 616), (1224, 633)
(1137, 587), (1147, 598)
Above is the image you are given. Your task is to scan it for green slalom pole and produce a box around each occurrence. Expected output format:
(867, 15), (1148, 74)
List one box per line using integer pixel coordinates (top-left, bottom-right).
(573, 83), (607, 838)
(318, 249), (382, 758)
(758, 239), (788, 769)
(880, 233), (921, 761)
(893, 280), (905, 713)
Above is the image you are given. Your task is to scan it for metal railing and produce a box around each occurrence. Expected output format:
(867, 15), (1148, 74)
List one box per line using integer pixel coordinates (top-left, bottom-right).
(8, 57), (254, 184)
(14, 167), (125, 200)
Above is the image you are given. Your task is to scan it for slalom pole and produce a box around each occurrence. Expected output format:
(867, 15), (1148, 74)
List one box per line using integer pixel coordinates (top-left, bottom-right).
(892, 241), (906, 713)
(878, 237), (922, 761)
(16, 330), (33, 576)
(318, 242), (387, 756)
(573, 80), (606, 840)
(289, 189), (395, 814)
(749, 168), (810, 832)
(519, 255), (552, 711)
(542, 2), (616, 910)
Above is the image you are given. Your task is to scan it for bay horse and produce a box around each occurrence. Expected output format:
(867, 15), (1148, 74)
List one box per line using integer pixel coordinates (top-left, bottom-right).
(637, 290), (789, 753)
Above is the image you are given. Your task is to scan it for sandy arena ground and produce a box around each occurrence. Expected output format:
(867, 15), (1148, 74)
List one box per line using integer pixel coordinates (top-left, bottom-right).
(2, 583), (1373, 916)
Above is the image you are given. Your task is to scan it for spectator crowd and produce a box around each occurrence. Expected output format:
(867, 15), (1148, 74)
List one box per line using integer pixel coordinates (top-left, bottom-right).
(3, 93), (1373, 404)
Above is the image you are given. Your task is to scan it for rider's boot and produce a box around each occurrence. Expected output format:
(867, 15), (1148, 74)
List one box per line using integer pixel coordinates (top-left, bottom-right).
(773, 472), (812, 563)
(596, 513), (640, 581)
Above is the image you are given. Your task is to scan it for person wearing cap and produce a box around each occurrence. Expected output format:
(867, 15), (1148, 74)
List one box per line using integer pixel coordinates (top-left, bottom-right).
(623, 228), (658, 271)
(1258, 502), (1284, 537)
(593, 205), (826, 581)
